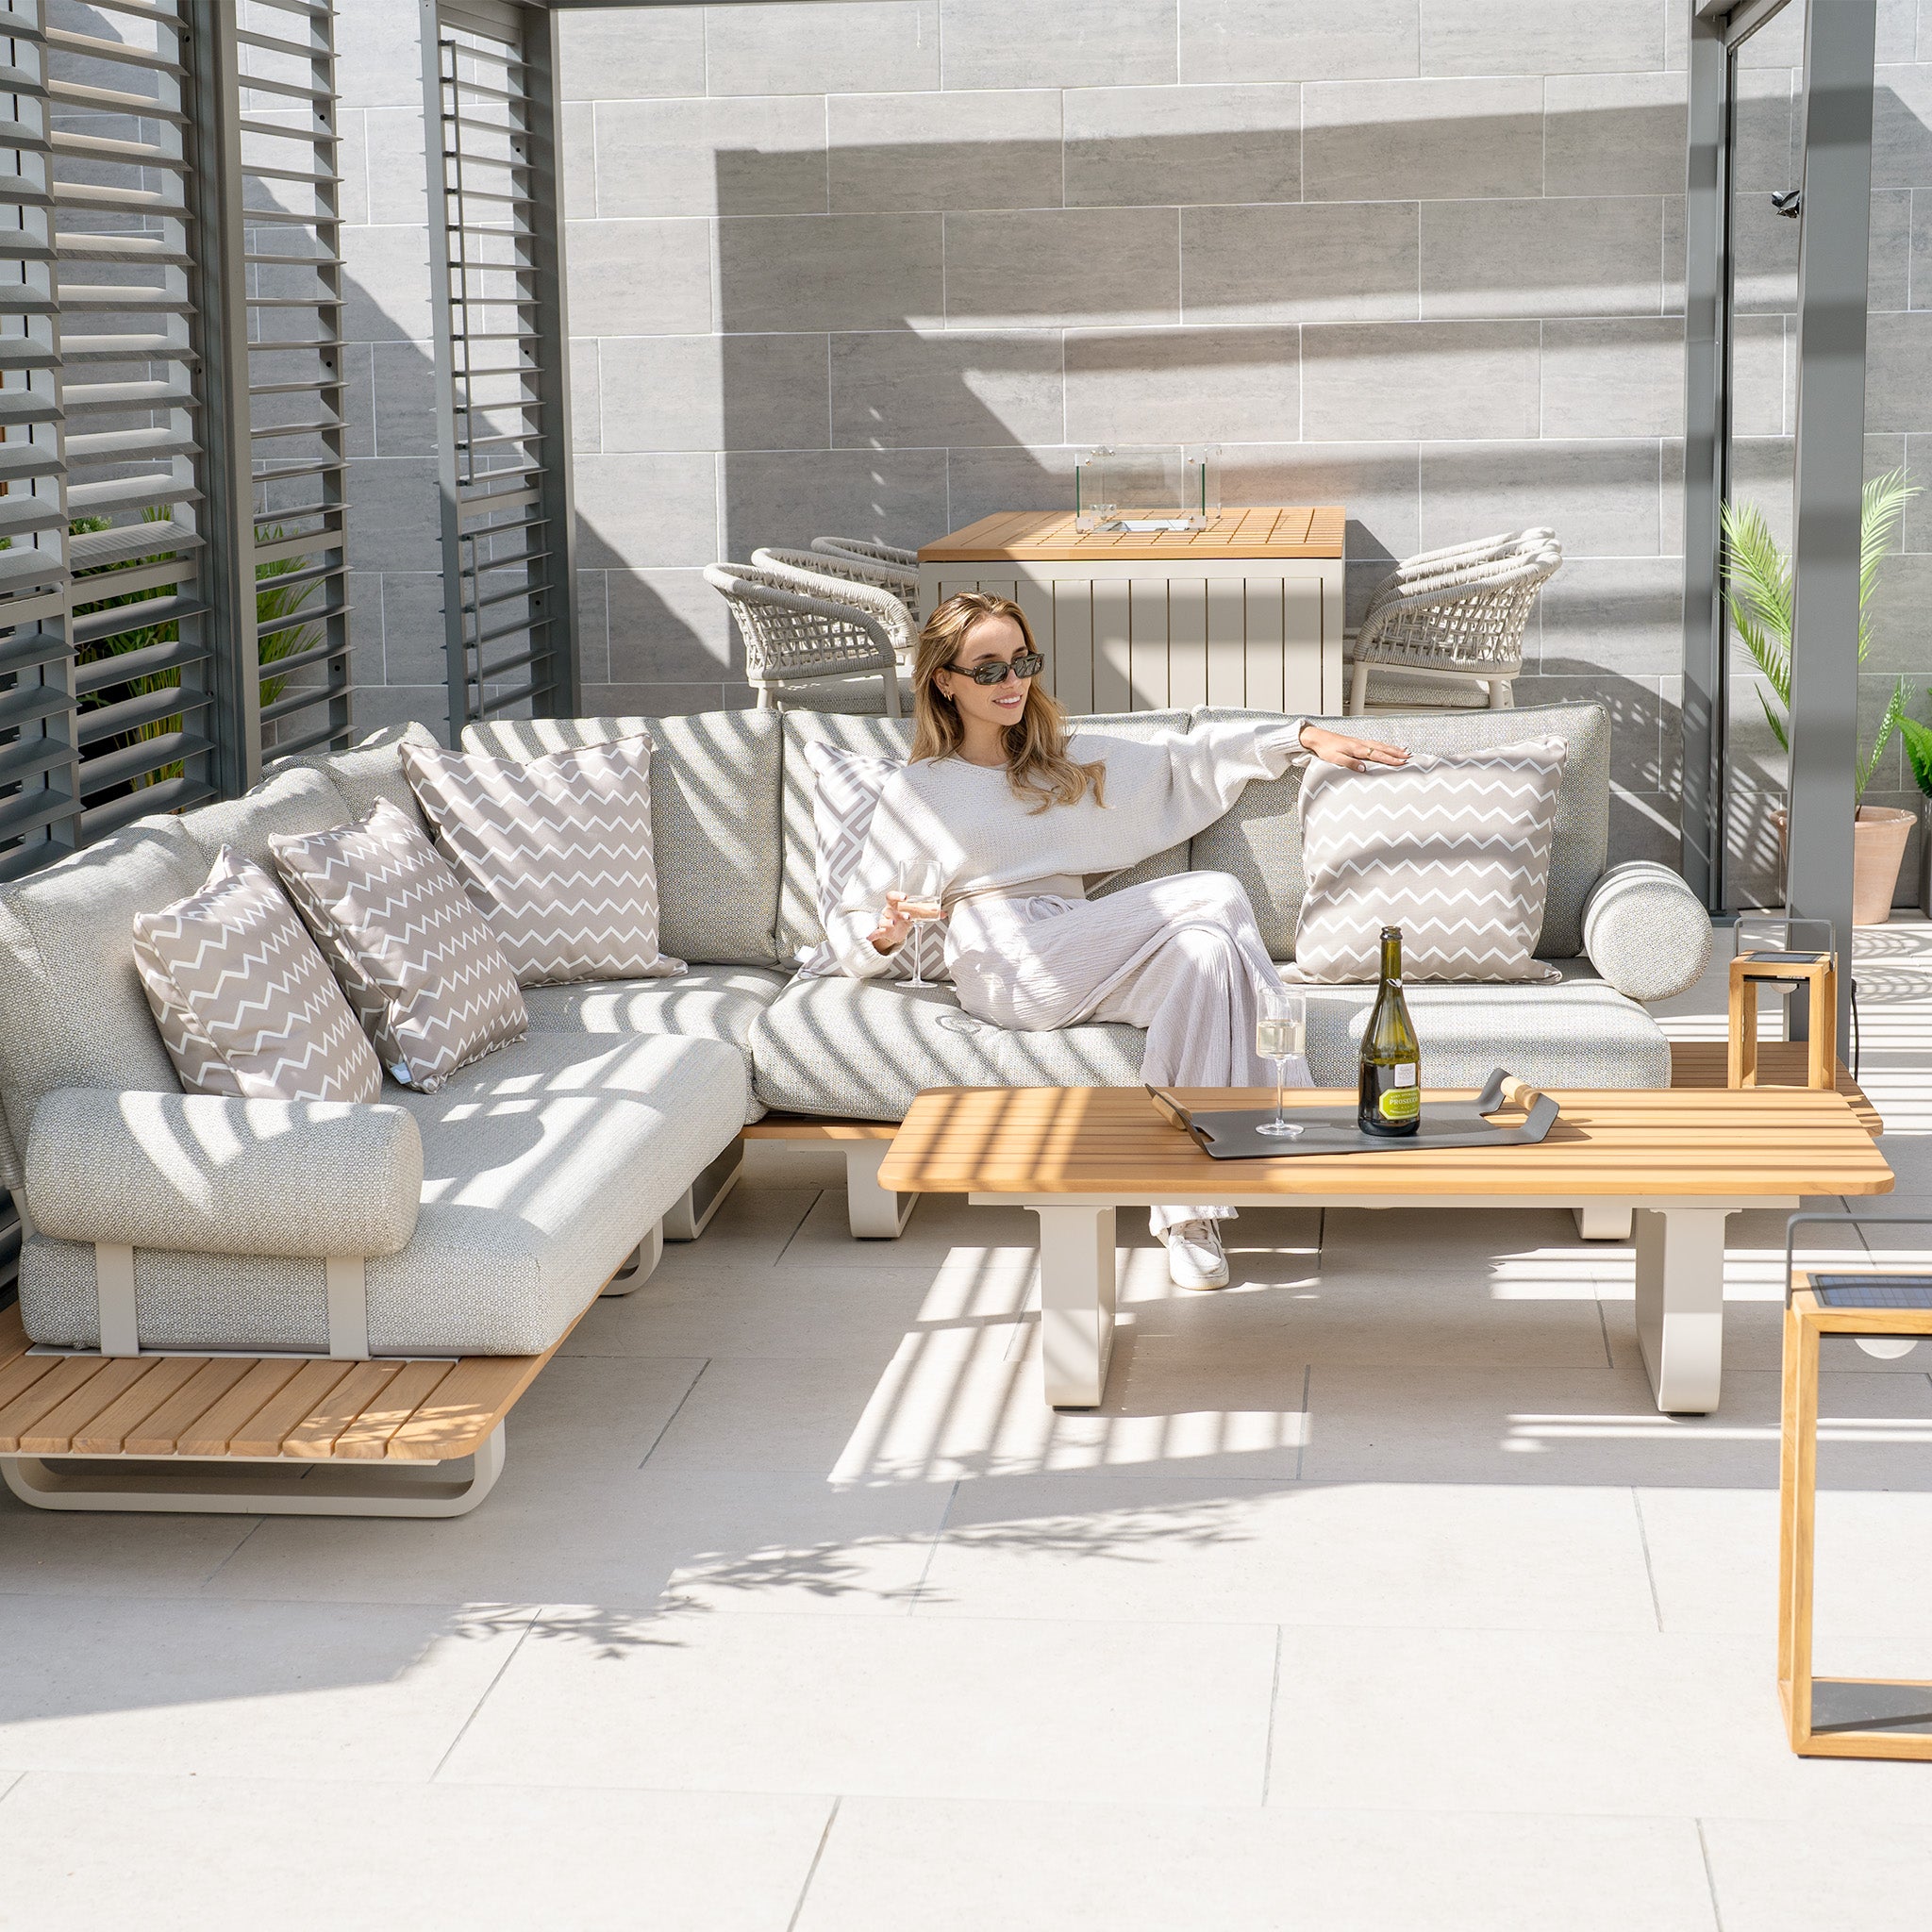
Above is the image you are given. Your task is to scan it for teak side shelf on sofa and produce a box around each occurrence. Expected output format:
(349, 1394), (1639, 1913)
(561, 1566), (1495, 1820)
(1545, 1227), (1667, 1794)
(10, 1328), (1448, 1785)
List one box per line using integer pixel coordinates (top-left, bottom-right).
(0, 1301), (575, 1517)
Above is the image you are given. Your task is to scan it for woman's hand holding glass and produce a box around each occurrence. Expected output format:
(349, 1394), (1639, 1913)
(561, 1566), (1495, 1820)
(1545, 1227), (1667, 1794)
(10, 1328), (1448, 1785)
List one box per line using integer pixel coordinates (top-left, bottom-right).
(871, 860), (945, 987)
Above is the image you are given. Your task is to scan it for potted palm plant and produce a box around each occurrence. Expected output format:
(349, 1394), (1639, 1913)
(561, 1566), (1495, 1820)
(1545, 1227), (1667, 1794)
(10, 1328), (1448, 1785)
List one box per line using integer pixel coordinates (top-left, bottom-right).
(1722, 466), (1919, 924)
(1896, 703), (1932, 914)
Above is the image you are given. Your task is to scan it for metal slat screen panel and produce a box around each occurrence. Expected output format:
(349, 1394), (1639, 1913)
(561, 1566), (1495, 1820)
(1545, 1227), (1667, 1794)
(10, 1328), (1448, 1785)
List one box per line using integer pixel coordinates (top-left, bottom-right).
(427, 0), (577, 735)
(234, 0), (348, 760)
(47, 0), (219, 841)
(0, 0), (79, 879)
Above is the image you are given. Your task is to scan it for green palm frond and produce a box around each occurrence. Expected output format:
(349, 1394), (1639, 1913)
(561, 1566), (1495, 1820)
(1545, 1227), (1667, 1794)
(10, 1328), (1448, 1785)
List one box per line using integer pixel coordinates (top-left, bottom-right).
(1858, 466), (1921, 659)
(1722, 467), (1919, 794)
(1719, 496), (1791, 706)
(1900, 708), (1932, 797)
(1859, 675), (1909, 801)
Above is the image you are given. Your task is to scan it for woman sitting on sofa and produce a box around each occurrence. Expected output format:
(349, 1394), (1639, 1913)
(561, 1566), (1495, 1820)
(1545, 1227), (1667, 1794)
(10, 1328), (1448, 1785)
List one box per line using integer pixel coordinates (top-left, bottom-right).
(825, 591), (1407, 1290)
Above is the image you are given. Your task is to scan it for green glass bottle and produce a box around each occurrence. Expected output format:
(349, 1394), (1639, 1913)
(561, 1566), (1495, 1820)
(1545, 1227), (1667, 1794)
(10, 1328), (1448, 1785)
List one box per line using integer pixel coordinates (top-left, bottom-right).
(1357, 924), (1422, 1138)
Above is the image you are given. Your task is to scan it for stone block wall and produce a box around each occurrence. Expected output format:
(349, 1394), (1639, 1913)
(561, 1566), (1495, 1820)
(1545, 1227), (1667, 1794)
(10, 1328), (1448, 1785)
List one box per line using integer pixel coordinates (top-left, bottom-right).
(337, 0), (1932, 903)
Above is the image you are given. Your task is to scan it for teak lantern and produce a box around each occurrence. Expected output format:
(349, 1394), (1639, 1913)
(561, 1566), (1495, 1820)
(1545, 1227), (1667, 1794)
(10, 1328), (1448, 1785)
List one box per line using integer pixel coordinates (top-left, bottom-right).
(1728, 920), (1838, 1091)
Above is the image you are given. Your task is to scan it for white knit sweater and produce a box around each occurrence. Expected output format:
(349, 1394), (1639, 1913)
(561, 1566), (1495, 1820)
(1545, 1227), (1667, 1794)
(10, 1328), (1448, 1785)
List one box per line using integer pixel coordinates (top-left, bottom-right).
(827, 717), (1309, 978)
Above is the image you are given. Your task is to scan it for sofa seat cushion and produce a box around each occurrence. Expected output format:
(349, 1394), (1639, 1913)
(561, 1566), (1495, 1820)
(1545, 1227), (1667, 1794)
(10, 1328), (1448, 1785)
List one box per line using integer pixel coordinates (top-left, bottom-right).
(751, 975), (1144, 1121)
(522, 966), (788, 1121)
(1303, 972), (1670, 1091)
(17, 1032), (749, 1357)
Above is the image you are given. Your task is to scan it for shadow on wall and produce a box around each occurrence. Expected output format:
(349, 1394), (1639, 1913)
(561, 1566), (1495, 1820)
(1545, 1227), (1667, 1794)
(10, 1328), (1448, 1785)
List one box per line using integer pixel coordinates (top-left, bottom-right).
(561, 92), (1774, 814)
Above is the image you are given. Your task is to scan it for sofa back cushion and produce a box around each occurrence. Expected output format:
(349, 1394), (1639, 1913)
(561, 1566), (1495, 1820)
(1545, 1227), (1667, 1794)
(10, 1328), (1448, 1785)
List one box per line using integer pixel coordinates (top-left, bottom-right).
(777, 709), (1193, 963)
(292, 720), (441, 827)
(175, 763), (356, 871)
(0, 818), (208, 1185)
(1189, 702), (1610, 960)
(461, 711), (782, 967)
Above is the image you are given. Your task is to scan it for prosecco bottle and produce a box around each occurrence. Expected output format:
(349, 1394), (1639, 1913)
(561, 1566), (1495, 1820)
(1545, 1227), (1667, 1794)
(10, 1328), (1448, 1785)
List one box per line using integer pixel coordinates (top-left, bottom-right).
(1357, 924), (1422, 1137)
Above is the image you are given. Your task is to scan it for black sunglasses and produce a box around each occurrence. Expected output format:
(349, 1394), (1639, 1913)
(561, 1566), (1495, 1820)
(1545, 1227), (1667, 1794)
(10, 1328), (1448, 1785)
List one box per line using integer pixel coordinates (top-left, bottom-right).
(946, 650), (1044, 687)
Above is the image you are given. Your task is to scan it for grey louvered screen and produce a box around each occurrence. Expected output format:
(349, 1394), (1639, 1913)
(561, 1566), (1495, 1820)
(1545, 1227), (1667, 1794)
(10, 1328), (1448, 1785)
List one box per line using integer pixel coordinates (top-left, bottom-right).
(0, 0), (79, 876)
(46, 0), (221, 841)
(425, 0), (578, 737)
(231, 0), (350, 761)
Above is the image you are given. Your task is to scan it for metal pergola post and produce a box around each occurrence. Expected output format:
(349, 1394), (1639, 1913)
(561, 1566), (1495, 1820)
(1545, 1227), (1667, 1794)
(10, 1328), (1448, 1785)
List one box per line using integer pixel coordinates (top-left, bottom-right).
(1786, 0), (1878, 1043)
(1678, 7), (1733, 908)
(1680, 0), (1878, 1053)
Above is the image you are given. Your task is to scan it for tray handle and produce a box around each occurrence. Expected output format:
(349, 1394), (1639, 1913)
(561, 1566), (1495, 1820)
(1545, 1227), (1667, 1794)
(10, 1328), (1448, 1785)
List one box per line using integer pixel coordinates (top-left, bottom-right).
(1475, 1067), (1544, 1115)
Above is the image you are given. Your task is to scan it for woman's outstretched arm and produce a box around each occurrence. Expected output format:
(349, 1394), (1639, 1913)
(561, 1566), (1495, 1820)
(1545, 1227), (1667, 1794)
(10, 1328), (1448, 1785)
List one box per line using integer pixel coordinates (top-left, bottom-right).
(1298, 723), (1410, 771)
(1148, 715), (1410, 830)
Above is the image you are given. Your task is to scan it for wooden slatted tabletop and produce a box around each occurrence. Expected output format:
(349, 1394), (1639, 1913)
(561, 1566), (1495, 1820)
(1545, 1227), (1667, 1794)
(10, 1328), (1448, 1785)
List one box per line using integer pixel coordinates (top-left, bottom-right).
(876, 1085), (1895, 1201)
(918, 506), (1345, 563)
(1668, 1041), (1883, 1136)
(0, 1304), (559, 1463)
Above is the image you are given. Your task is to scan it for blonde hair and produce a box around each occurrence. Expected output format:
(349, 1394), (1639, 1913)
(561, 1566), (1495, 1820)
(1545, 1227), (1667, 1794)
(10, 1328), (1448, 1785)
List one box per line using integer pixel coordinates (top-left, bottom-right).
(910, 592), (1106, 813)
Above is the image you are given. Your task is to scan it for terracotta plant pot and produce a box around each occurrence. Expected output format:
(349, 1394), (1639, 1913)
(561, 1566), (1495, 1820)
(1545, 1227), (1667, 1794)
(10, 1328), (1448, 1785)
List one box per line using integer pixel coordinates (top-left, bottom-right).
(1853, 805), (1914, 925)
(1768, 805), (1916, 924)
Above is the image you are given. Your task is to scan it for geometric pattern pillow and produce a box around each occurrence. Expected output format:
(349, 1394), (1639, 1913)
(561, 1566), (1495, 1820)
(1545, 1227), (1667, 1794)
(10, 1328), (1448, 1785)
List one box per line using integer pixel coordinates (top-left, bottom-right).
(130, 846), (384, 1102)
(1288, 737), (1568, 984)
(398, 733), (685, 987)
(268, 797), (527, 1092)
(794, 740), (949, 983)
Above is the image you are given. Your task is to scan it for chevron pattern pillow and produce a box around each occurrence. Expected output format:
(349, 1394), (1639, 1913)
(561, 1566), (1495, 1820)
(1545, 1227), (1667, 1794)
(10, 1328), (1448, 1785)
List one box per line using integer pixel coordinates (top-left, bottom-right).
(269, 798), (527, 1091)
(794, 741), (948, 983)
(1290, 738), (1568, 984)
(131, 847), (383, 1103)
(398, 733), (685, 987)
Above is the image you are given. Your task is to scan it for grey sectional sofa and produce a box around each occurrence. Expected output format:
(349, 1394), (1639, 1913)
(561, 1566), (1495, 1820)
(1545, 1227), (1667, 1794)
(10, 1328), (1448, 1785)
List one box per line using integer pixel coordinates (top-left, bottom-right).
(0, 699), (1708, 1374)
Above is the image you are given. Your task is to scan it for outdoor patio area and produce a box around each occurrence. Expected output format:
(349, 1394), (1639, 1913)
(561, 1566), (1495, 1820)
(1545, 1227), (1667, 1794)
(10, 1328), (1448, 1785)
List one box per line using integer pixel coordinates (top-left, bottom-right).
(5, 0), (1932, 1921)
(0, 924), (1924, 1927)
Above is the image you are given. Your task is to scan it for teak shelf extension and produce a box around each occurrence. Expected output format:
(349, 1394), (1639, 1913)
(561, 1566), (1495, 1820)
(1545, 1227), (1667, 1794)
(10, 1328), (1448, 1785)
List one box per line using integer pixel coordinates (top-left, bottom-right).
(0, 1302), (572, 1517)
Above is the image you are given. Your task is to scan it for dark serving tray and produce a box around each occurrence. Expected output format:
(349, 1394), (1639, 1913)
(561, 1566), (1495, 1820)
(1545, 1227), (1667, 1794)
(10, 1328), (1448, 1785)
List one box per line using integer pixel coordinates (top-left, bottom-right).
(1146, 1067), (1561, 1160)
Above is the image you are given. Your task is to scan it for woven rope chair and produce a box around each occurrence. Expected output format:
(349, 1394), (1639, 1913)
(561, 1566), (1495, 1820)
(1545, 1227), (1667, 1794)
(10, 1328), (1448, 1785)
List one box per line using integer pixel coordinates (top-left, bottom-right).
(1346, 528), (1561, 714)
(751, 546), (917, 658)
(705, 562), (903, 716)
(812, 536), (919, 570)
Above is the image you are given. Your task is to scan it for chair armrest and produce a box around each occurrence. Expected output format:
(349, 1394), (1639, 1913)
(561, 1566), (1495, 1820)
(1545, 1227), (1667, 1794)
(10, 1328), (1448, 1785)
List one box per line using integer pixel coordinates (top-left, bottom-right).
(23, 1090), (422, 1258)
(1581, 861), (1714, 1003)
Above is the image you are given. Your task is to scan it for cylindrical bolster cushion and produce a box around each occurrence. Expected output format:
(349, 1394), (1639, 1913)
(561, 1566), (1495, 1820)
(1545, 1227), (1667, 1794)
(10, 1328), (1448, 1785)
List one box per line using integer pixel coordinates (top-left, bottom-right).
(24, 1090), (422, 1258)
(1581, 860), (1714, 1003)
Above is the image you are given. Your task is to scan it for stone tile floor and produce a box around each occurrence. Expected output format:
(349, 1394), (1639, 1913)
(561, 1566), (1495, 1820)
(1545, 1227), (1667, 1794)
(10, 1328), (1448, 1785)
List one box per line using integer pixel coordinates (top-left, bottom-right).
(3, 924), (1931, 1927)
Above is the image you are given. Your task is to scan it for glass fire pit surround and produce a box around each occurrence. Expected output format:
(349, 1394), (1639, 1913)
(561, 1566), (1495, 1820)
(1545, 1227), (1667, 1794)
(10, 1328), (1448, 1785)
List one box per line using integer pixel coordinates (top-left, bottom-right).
(1075, 446), (1221, 533)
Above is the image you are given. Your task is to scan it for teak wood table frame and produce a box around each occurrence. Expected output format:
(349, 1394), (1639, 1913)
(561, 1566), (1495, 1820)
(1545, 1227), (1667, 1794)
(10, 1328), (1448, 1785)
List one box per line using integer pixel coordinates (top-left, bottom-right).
(1778, 1215), (1932, 1760)
(877, 1085), (1894, 1413)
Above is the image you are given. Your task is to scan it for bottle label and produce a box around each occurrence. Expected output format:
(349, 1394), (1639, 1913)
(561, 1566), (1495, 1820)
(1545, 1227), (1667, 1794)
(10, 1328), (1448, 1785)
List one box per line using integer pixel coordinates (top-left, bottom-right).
(1379, 1085), (1421, 1123)
(1392, 1064), (1416, 1088)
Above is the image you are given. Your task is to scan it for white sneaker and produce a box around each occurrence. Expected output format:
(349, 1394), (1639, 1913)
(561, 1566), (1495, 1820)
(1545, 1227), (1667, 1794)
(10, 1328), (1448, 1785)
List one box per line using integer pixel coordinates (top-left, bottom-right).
(1161, 1218), (1229, 1290)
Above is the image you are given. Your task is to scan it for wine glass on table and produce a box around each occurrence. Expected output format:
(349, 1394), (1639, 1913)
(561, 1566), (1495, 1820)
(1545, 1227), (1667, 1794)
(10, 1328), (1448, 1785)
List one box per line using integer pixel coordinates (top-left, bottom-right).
(893, 858), (945, 989)
(1255, 987), (1307, 1138)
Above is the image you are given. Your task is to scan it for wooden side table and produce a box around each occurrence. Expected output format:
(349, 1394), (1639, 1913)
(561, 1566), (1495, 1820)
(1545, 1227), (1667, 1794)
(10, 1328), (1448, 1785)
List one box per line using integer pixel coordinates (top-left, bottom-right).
(1729, 951), (1837, 1091)
(917, 507), (1345, 715)
(1780, 1267), (1932, 1759)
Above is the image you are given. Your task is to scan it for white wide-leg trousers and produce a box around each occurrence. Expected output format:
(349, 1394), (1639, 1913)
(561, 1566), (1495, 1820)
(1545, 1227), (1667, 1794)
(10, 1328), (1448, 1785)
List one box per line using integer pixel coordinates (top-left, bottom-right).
(946, 871), (1312, 1235)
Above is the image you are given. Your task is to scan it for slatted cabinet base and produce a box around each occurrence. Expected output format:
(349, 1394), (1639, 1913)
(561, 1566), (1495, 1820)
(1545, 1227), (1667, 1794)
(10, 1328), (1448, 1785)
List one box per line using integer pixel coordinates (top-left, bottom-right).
(0, 1306), (557, 1517)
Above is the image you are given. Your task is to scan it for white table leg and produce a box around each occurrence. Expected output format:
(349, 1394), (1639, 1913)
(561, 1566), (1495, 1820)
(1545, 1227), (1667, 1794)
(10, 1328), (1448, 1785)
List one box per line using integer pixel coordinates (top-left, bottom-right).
(1032, 1203), (1117, 1410)
(1633, 1205), (1730, 1413)
(846, 1141), (917, 1238)
(1574, 1205), (1634, 1241)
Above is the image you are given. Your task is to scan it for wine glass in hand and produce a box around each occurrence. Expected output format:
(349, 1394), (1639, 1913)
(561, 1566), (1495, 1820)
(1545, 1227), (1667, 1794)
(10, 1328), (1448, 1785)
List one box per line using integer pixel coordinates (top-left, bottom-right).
(892, 859), (945, 988)
(1255, 988), (1307, 1138)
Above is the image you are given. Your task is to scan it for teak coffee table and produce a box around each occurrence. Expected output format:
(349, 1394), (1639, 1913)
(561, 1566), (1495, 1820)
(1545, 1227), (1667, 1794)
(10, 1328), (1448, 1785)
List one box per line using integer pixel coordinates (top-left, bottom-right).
(877, 1085), (1894, 1413)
